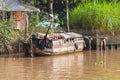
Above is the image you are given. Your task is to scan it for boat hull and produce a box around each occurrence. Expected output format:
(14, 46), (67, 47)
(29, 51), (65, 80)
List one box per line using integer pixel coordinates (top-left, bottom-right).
(32, 45), (84, 56)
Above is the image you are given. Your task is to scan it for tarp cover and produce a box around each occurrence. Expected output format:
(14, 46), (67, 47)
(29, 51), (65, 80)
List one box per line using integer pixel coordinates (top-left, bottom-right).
(37, 21), (60, 28)
(0, 0), (40, 11)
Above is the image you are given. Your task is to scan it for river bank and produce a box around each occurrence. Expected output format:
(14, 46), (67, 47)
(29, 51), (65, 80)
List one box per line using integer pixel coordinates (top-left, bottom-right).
(0, 29), (120, 57)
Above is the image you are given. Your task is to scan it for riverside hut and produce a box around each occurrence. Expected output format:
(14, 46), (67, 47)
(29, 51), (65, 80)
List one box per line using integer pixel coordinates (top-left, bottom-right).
(0, 0), (40, 55)
(0, 0), (39, 30)
(0, 0), (39, 11)
(0, 0), (40, 42)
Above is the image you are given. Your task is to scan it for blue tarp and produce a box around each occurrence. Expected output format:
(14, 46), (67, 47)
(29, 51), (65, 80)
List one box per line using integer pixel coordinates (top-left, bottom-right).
(0, 0), (40, 11)
(37, 21), (60, 28)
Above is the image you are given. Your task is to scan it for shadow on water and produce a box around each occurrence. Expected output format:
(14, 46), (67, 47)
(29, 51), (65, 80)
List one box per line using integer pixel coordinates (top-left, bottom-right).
(0, 53), (25, 58)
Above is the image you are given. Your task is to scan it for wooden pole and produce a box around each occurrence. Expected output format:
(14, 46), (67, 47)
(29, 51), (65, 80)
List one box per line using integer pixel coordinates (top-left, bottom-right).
(24, 12), (28, 43)
(66, 0), (70, 32)
(30, 36), (34, 57)
(23, 12), (29, 57)
(50, 0), (54, 22)
(50, 0), (54, 33)
(89, 37), (92, 50)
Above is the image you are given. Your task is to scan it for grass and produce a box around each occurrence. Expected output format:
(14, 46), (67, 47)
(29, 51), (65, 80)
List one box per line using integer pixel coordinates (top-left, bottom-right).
(70, 0), (120, 35)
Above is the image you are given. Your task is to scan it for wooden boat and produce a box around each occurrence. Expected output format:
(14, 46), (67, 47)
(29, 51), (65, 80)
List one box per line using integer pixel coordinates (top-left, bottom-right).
(31, 32), (85, 56)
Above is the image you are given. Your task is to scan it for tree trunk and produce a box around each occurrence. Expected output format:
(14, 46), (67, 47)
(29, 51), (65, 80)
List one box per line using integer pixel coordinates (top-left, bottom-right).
(66, 0), (70, 32)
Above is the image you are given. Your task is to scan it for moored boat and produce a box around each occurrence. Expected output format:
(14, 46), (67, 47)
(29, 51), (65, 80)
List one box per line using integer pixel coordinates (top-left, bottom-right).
(31, 32), (85, 56)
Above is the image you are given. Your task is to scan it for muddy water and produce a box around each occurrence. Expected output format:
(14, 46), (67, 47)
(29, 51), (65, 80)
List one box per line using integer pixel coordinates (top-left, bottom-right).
(0, 49), (120, 80)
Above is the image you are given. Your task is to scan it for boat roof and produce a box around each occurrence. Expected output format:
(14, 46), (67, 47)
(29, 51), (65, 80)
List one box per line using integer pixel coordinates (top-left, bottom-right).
(58, 32), (83, 39)
(36, 32), (83, 40)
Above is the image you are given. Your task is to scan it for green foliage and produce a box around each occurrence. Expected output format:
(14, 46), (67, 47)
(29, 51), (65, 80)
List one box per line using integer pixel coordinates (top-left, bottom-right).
(22, 0), (40, 6)
(0, 20), (18, 47)
(28, 11), (61, 35)
(21, 0), (82, 28)
(28, 11), (50, 34)
(70, 0), (120, 34)
(29, 12), (39, 27)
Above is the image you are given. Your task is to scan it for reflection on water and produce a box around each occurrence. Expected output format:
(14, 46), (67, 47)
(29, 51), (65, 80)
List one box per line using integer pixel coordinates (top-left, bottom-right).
(0, 49), (120, 80)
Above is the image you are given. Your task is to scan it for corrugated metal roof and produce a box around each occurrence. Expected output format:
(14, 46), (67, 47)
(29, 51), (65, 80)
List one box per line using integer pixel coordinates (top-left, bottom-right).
(59, 32), (83, 39)
(0, 0), (40, 11)
(36, 32), (83, 40)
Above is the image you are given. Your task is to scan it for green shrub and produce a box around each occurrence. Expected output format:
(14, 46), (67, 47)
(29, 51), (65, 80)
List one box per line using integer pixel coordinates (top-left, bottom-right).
(0, 19), (21, 53)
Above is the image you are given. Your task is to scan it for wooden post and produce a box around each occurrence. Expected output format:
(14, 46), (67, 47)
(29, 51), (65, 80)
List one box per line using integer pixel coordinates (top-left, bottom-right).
(18, 42), (20, 55)
(96, 34), (99, 50)
(100, 37), (107, 50)
(23, 12), (29, 57)
(24, 12), (28, 43)
(30, 36), (34, 57)
(108, 44), (112, 50)
(66, 0), (70, 32)
(88, 37), (92, 50)
(103, 38), (106, 50)
(114, 44), (118, 49)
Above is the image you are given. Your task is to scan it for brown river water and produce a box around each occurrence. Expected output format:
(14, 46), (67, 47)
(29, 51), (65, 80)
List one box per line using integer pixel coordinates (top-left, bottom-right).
(0, 49), (120, 80)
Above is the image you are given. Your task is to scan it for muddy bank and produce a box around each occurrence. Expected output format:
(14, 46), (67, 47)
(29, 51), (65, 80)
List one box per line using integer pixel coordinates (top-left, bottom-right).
(0, 40), (26, 57)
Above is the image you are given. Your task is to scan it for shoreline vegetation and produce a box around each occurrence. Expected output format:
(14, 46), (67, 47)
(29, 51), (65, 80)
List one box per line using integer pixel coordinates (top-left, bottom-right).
(70, 0), (120, 35)
(1, 0), (120, 56)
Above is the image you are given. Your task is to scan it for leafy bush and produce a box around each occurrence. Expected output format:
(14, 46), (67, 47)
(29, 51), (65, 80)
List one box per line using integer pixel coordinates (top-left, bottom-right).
(0, 19), (20, 53)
